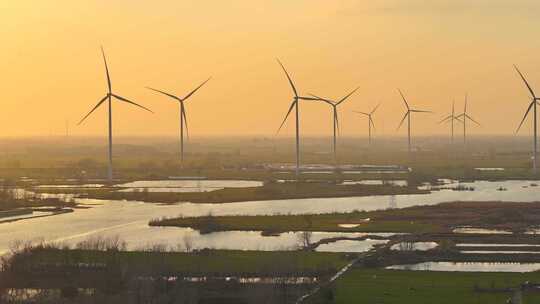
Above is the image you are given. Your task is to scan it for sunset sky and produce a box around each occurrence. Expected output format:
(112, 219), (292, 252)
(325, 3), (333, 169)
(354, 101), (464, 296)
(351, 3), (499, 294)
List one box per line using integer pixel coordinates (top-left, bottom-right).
(2, 0), (540, 137)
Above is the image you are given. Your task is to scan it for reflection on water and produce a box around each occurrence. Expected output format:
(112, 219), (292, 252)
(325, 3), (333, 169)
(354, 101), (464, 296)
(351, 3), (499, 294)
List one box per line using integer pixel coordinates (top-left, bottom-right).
(457, 243), (540, 247)
(460, 251), (540, 254)
(341, 180), (408, 187)
(452, 227), (512, 234)
(0, 200), (393, 254)
(0, 211), (54, 222)
(35, 184), (104, 189)
(315, 239), (388, 253)
(390, 242), (438, 251)
(386, 262), (540, 272)
(1, 179), (539, 255)
(115, 180), (263, 193)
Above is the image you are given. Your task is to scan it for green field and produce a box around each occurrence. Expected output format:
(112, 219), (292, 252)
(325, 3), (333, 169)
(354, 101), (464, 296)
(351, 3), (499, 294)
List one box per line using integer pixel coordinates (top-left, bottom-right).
(151, 201), (540, 235)
(152, 212), (441, 234)
(6, 248), (350, 277)
(308, 268), (540, 304)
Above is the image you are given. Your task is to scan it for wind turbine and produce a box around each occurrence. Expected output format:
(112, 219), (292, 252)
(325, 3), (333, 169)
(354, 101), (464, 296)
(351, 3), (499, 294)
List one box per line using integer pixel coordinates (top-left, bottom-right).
(397, 89), (432, 154)
(146, 77), (211, 166)
(353, 103), (380, 144)
(455, 94), (480, 148)
(309, 88), (360, 166)
(276, 59), (320, 177)
(514, 65), (540, 174)
(438, 100), (462, 144)
(78, 47), (153, 184)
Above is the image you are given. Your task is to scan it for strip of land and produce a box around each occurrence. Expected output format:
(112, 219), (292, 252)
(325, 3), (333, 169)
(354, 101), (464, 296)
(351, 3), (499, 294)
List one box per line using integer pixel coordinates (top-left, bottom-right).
(150, 201), (540, 234)
(31, 182), (427, 204)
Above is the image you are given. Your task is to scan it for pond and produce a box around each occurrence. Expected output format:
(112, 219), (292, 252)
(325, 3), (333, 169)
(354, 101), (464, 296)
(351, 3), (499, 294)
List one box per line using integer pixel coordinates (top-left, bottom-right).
(0, 200), (394, 254)
(386, 262), (540, 272)
(2, 179), (539, 255)
(115, 180), (263, 193)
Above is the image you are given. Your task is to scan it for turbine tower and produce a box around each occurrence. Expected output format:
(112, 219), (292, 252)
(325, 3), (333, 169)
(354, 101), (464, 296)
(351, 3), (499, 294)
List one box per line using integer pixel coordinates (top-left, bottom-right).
(353, 103), (380, 144)
(456, 94), (480, 149)
(309, 87), (360, 166)
(438, 100), (462, 144)
(397, 89), (432, 154)
(78, 47), (153, 184)
(514, 65), (540, 174)
(276, 59), (320, 177)
(146, 77), (211, 166)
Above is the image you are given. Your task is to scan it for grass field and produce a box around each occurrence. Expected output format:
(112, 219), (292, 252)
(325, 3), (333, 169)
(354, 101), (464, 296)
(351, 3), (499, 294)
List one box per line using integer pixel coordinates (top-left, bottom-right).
(308, 268), (540, 304)
(151, 212), (441, 234)
(6, 247), (350, 277)
(32, 182), (427, 204)
(151, 201), (540, 234)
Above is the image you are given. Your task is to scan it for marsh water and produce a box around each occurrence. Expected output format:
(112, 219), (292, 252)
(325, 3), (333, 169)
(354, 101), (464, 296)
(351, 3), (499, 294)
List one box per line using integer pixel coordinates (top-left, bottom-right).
(387, 262), (540, 272)
(1, 179), (539, 255)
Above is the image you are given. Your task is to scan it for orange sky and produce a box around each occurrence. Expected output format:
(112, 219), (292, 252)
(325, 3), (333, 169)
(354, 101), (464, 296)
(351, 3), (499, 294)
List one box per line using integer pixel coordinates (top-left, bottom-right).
(2, 0), (540, 137)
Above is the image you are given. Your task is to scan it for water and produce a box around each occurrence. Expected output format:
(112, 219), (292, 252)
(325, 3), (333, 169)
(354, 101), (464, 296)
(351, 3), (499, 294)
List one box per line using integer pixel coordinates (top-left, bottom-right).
(452, 228), (513, 234)
(0, 211), (54, 223)
(341, 180), (408, 187)
(0, 200), (392, 254)
(315, 239), (388, 253)
(460, 251), (540, 254)
(386, 262), (540, 272)
(390, 242), (438, 251)
(457, 244), (540, 247)
(1, 179), (539, 255)
(115, 180), (263, 193)
(35, 184), (104, 189)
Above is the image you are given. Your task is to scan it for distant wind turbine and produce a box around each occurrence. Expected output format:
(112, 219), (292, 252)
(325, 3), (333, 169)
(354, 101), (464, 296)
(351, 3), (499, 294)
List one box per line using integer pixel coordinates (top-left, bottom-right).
(276, 59), (320, 177)
(353, 103), (380, 144)
(78, 47), (153, 183)
(309, 87), (360, 165)
(438, 100), (462, 144)
(514, 65), (540, 174)
(397, 89), (432, 154)
(455, 94), (480, 148)
(146, 77), (211, 165)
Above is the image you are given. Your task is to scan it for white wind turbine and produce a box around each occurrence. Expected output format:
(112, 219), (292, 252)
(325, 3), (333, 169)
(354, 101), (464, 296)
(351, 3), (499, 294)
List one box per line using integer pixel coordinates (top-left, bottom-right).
(146, 77), (211, 165)
(78, 47), (153, 183)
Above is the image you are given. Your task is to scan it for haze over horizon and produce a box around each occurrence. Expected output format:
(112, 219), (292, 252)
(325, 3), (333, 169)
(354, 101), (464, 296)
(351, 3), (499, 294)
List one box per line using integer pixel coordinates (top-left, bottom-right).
(3, 0), (540, 137)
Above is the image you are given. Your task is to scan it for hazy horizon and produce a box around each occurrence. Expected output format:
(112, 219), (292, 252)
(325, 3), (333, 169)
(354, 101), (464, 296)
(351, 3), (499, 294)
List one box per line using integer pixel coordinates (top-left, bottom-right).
(3, 1), (540, 137)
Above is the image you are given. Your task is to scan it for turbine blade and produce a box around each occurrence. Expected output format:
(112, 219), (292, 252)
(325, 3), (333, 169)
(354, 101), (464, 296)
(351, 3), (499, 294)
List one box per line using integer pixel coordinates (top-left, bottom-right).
(301, 96), (329, 102)
(398, 89), (410, 110)
(371, 102), (381, 114)
(307, 94), (334, 106)
(438, 115), (452, 124)
(276, 59), (298, 97)
(514, 65), (536, 99)
(411, 109), (432, 113)
(336, 86), (360, 105)
(78, 95), (109, 125)
(183, 77), (212, 101)
(146, 87), (181, 101)
(397, 112), (409, 131)
(101, 46), (111, 93)
(353, 111), (369, 116)
(181, 103), (189, 141)
(277, 101), (296, 133)
(516, 101), (534, 133)
(466, 114), (480, 126)
(112, 94), (153, 113)
(334, 110), (341, 135)
(369, 117), (375, 130)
